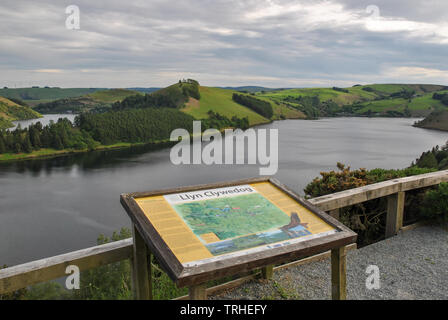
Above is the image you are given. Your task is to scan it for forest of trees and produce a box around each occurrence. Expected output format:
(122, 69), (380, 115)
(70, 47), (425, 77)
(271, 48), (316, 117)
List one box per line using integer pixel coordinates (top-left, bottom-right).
(111, 92), (181, 110)
(232, 93), (273, 119)
(0, 109), (250, 155)
(0, 119), (99, 154)
(76, 108), (196, 145)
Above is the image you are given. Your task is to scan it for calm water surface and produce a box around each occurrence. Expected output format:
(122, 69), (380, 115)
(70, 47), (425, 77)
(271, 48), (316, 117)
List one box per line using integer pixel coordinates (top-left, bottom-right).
(1, 117), (447, 266)
(11, 114), (77, 130)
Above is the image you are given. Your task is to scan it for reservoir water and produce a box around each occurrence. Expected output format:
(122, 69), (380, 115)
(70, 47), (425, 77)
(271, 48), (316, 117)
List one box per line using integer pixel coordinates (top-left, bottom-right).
(11, 114), (77, 130)
(1, 117), (447, 266)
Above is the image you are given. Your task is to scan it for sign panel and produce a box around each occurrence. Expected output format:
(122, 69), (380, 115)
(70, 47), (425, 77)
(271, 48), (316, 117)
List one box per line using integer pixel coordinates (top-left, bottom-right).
(135, 181), (337, 267)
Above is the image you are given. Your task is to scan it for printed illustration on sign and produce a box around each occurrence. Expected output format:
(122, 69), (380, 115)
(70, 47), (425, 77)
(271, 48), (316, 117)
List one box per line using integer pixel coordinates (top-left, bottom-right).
(166, 186), (312, 256)
(135, 182), (337, 264)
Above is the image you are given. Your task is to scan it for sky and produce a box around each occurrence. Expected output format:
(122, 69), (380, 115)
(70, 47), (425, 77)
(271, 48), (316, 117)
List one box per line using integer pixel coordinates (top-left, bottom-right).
(1, 0), (448, 88)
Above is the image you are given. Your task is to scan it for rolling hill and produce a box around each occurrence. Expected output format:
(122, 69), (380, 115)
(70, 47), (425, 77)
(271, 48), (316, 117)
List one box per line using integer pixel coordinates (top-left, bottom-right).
(182, 86), (305, 126)
(33, 89), (142, 114)
(256, 84), (448, 118)
(0, 87), (104, 106)
(0, 97), (42, 129)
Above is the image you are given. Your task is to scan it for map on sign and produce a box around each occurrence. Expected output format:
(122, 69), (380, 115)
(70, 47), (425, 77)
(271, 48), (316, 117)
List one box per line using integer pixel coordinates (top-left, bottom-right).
(136, 182), (337, 266)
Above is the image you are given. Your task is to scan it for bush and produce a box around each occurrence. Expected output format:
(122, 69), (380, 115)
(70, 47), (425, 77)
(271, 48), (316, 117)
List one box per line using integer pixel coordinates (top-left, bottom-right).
(304, 163), (435, 246)
(73, 228), (133, 300)
(420, 183), (448, 223)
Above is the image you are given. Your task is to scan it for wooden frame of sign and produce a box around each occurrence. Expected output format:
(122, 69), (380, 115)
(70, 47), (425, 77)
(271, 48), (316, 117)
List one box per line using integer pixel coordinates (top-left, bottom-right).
(120, 177), (357, 300)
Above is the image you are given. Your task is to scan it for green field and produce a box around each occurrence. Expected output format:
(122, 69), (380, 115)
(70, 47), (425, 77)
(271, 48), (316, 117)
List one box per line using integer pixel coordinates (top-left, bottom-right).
(356, 98), (408, 113)
(182, 86), (270, 126)
(254, 84), (448, 117)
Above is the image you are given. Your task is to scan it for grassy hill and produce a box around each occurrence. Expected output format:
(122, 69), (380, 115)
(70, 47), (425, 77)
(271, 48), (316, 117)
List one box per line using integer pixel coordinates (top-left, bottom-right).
(34, 89), (141, 114)
(0, 97), (42, 129)
(181, 86), (305, 126)
(86, 89), (142, 103)
(414, 110), (448, 131)
(256, 84), (448, 118)
(0, 87), (104, 106)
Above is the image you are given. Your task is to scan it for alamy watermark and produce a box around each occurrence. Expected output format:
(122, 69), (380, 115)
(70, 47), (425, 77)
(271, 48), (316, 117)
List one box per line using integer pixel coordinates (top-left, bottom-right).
(366, 265), (380, 290)
(170, 121), (278, 175)
(366, 5), (380, 19)
(65, 265), (80, 290)
(65, 5), (80, 30)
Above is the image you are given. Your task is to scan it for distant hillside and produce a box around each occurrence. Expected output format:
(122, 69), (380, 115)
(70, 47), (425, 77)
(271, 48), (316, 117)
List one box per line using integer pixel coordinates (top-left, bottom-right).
(414, 110), (448, 131)
(34, 89), (141, 114)
(257, 84), (448, 118)
(0, 87), (104, 106)
(127, 87), (161, 94)
(220, 86), (283, 93)
(0, 97), (42, 129)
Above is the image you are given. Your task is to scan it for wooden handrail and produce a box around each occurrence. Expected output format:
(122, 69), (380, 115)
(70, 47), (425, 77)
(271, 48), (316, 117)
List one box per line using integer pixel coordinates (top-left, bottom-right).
(309, 169), (448, 211)
(0, 238), (133, 294)
(1, 170), (447, 296)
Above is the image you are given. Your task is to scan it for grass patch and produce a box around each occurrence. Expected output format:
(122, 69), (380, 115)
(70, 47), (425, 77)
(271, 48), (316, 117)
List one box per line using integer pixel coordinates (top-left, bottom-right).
(182, 86), (269, 126)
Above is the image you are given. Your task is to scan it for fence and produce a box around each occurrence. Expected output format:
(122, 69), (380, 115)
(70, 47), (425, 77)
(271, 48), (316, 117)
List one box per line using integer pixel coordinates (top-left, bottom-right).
(1, 170), (447, 297)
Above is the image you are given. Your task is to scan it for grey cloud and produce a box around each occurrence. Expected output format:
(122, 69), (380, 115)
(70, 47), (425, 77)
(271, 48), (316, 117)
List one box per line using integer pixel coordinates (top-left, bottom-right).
(0, 0), (447, 87)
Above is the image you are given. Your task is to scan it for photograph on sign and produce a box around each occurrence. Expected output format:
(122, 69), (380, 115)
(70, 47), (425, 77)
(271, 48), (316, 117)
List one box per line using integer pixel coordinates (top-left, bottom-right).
(136, 182), (337, 266)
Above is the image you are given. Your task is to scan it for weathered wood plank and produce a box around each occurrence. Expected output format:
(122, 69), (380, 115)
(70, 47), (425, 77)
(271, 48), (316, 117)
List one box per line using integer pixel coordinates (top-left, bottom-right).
(331, 246), (347, 300)
(0, 238), (132, 295)
(310, 170), (448, 211)
(385, 192), (405, 238)
(131, 225), (152, 300)
(328, 208), (340, 220)
(189, 283), (207, 300)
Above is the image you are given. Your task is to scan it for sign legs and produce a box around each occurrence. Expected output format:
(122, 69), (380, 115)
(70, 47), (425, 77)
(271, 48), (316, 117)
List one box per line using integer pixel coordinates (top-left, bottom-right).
(331, 246), (347, 300)
(261, 265), (274, 280)
(131, 224), (153, 300)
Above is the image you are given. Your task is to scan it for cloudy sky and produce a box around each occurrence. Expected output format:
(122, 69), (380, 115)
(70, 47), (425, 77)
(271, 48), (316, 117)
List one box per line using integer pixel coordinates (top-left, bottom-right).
(1, 0), (448, 88)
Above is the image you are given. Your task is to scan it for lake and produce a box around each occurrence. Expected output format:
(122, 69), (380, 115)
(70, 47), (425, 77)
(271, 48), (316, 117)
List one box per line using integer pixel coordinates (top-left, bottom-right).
(1, 117), (447, 266)
(11, 114), (77, 130)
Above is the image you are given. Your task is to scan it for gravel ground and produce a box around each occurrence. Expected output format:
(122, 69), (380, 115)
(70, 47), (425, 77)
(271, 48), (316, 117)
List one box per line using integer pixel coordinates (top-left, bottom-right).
(211, 226), (448, 300)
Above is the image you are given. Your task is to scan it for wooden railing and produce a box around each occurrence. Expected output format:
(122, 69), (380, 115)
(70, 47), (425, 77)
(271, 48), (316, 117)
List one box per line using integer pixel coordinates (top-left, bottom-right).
(1, 170), (448, 297)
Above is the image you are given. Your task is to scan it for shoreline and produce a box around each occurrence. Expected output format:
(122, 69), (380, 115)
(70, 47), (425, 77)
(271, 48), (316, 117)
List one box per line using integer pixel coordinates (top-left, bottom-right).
(0, 115), (428, 163)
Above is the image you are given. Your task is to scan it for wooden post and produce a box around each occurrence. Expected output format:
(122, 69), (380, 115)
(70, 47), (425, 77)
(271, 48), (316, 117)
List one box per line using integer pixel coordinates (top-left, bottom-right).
(385, 191), (405, 238)
(329, 208), (340, 220)
(189, 284), (207, 300)
(261, 265), (274, 280)
(331, 246), (347, 300)
(131, 225), (153, 300)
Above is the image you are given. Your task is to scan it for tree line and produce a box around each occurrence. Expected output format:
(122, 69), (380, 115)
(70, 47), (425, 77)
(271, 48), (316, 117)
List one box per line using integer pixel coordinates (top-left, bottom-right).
(0, 109), (250, 155)
(232, 93), (273, 119)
